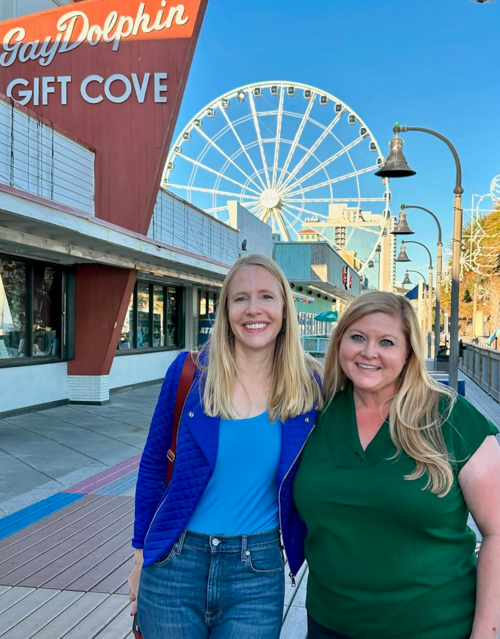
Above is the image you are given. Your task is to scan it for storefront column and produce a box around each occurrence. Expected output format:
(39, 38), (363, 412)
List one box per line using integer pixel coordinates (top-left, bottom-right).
(67, 264), (136, 403)
(184, 285), (198, 351)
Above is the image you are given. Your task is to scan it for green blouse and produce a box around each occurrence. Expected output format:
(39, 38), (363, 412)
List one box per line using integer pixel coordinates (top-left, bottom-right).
(293, 384), (498, 639)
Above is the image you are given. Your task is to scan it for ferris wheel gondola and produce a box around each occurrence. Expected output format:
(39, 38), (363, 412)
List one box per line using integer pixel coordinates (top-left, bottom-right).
(163, 81), (390, 273)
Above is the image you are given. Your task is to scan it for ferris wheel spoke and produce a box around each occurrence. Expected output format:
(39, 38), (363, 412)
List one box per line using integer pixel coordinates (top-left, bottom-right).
(168, 184), (252, 198)
(277, 109), (344, 191)
(286, 197), (387, 203)
(272, 88), (285, 189)
(286, 165), (379, 198)
(272, 208), (291, 241)
(276, 95), (316, 191)
(248, 91), (272, 189)
(281, 136), (364, 197)
(261, 209), (272, 224)
(218, 106), (268, 190)
(194, 127), (264, 192)
(178, 154), (262, 196)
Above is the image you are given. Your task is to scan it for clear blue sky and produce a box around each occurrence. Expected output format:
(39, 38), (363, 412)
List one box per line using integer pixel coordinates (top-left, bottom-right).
(175, 0), (500, 281)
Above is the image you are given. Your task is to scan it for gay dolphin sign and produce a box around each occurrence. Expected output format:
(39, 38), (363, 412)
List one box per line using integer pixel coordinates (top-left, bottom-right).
(0, 0), (208, 232)
(1, 2), (195, 107)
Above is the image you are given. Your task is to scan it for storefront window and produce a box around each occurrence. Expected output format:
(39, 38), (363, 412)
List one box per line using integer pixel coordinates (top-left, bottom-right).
(153, 285), (165, 347)
(0, 256), (68, 364)
(137, 282), (151, 348)
(32, 264), (62, 358)
(119, 292), (135, 350)
(117, 281), (181, 352)
(166, 287), (178, 347)
(0, 259), (26, 359)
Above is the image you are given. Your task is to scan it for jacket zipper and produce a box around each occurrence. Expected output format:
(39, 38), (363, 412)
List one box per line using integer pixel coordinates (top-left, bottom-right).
(278, 420), (315, 587)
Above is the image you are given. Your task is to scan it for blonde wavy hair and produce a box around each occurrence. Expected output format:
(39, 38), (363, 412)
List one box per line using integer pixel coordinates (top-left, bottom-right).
(323, 291), (456, 496)
(198, 253), (323, 422)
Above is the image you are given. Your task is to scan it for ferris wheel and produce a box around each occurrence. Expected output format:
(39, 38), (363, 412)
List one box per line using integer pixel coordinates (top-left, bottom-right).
(163, 81), (390, 273)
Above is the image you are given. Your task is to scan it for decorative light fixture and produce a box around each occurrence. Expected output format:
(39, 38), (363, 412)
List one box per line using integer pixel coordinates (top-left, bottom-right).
(375, 134), (416, 178)
(402, 271), (412, 286)
(392, 208), (415, 235)
(396, 241), (411, 262)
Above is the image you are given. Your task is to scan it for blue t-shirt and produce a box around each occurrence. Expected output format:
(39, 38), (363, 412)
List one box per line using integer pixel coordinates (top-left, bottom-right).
(187, 411), (282, 535)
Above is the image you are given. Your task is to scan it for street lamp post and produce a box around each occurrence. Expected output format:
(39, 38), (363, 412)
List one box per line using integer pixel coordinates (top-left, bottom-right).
(393, 204), (443, 365)
(375, 125), (463, 391)
(396, 240), (434, 356)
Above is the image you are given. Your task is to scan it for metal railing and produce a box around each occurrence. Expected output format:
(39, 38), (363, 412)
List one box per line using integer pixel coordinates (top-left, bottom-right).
(301, 335), (330, 358)
(460, 341), (500, 401)
(0, 96), (95, 215)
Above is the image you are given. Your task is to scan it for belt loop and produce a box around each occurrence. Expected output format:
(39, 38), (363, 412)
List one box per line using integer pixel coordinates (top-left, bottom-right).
(176, 529), (187, 555)
(241, 535), (248, 561)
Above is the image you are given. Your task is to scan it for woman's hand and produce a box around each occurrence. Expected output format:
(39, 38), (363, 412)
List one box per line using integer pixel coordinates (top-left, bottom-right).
(128, 549), (144, 616)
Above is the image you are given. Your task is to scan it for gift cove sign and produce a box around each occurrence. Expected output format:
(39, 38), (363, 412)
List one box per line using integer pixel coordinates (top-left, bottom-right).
(1, 2), (194, 106)
(0, 0), (208, 233)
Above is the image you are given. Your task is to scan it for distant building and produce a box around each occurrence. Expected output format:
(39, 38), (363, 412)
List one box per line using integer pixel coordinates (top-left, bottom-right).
(300, 204), (395, 292)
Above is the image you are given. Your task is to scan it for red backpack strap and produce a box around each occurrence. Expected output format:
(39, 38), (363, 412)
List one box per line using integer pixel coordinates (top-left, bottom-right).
(165, 352), (196, 486)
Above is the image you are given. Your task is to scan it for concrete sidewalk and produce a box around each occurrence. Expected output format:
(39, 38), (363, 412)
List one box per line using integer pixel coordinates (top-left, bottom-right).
(0, 384), (161, 518)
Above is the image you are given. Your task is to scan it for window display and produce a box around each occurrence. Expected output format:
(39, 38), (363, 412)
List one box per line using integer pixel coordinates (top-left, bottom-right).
(119, 292), (135, 350)
(117, 280), (181, 352)
(0, 260), (26, 359)
(137, 282), (151, 348)
(0, 256), (68, 364)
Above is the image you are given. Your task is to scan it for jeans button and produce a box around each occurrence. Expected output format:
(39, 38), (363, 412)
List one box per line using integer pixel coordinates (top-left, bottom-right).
(212, 538), (220, 546)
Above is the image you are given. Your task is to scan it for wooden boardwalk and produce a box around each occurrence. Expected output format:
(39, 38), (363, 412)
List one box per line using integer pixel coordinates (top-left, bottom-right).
(0, 373), (497, 639)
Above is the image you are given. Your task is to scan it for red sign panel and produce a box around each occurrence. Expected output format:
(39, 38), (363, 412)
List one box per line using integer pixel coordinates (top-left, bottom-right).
(0, 0), (208, 233)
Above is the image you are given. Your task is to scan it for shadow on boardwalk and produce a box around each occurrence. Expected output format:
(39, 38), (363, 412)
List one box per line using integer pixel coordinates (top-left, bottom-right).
(0, 374), (498, 638)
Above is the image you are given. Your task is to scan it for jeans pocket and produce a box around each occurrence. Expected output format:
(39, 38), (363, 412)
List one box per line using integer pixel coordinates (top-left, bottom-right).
(152, 544), (177, 567)
(247, 545), (284, 575)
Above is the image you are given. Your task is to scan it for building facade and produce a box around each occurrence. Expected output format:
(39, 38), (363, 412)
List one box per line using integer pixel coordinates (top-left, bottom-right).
(302, 204), (396, 292)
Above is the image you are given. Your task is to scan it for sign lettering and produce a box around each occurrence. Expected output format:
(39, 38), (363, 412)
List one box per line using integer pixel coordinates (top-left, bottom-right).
(0, 2), (189, 67)
(6, 72), (167, 106)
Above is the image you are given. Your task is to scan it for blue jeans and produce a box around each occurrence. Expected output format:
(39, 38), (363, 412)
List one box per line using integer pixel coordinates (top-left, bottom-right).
(137, 528), (285, 638)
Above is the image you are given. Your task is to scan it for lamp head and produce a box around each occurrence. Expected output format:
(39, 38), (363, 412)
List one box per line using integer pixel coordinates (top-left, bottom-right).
(396, 241), (411, 262)
(375, 135), (416, 178)
(392, 209), (415, 235)
(402, 271), (412, 286)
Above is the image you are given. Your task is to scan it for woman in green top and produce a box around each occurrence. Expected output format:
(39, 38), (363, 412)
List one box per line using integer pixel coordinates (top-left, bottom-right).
(294, 291), (500, 639)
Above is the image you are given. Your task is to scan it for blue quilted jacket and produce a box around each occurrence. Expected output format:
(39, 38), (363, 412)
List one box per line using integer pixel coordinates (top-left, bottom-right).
(133, 351), (317, 578)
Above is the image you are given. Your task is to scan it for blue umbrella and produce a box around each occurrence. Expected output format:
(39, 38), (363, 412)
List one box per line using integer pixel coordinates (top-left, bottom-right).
(315, 311), (338, 322)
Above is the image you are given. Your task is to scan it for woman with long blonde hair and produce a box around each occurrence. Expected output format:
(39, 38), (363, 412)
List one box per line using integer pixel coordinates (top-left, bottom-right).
(294, 291), (500, 639)
(129, 253), (322, 638)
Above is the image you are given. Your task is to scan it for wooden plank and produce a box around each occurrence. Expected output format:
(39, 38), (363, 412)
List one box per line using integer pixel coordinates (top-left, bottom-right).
(279, 605), (308, 639)
(94, 558), (132, 595)
(16, 522), (133, 589)
(0, 586), (35, 615)
(64, 540), (133, 593)
(64, 456), (141, 495)
(61, 594), (130, 639)
(0, 496), (101, 553)
(289, 571), (308, 609)
(1, 590), (82, 639)
(93, 609), (134, 639)
(0, 494), (84, 541)
(0, 502), (133, 586)
(0, 497), (131, 571)
(34, 592), (109, 639)
(0, 588), (57, 635)
(284, 562), (308, 610)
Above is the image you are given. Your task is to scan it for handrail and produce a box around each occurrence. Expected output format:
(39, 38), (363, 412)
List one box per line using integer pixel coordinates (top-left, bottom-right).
(460, 341), (500, 402)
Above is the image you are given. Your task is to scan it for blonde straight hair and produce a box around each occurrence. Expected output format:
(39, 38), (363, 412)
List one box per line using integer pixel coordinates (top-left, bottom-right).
(323, 291), (456, 496)
(199, 253), (323, 422)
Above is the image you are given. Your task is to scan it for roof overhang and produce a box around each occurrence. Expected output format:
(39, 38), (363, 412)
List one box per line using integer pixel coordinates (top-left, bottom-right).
(290, 279), (356, 304)
(0, 184), (229, 288)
